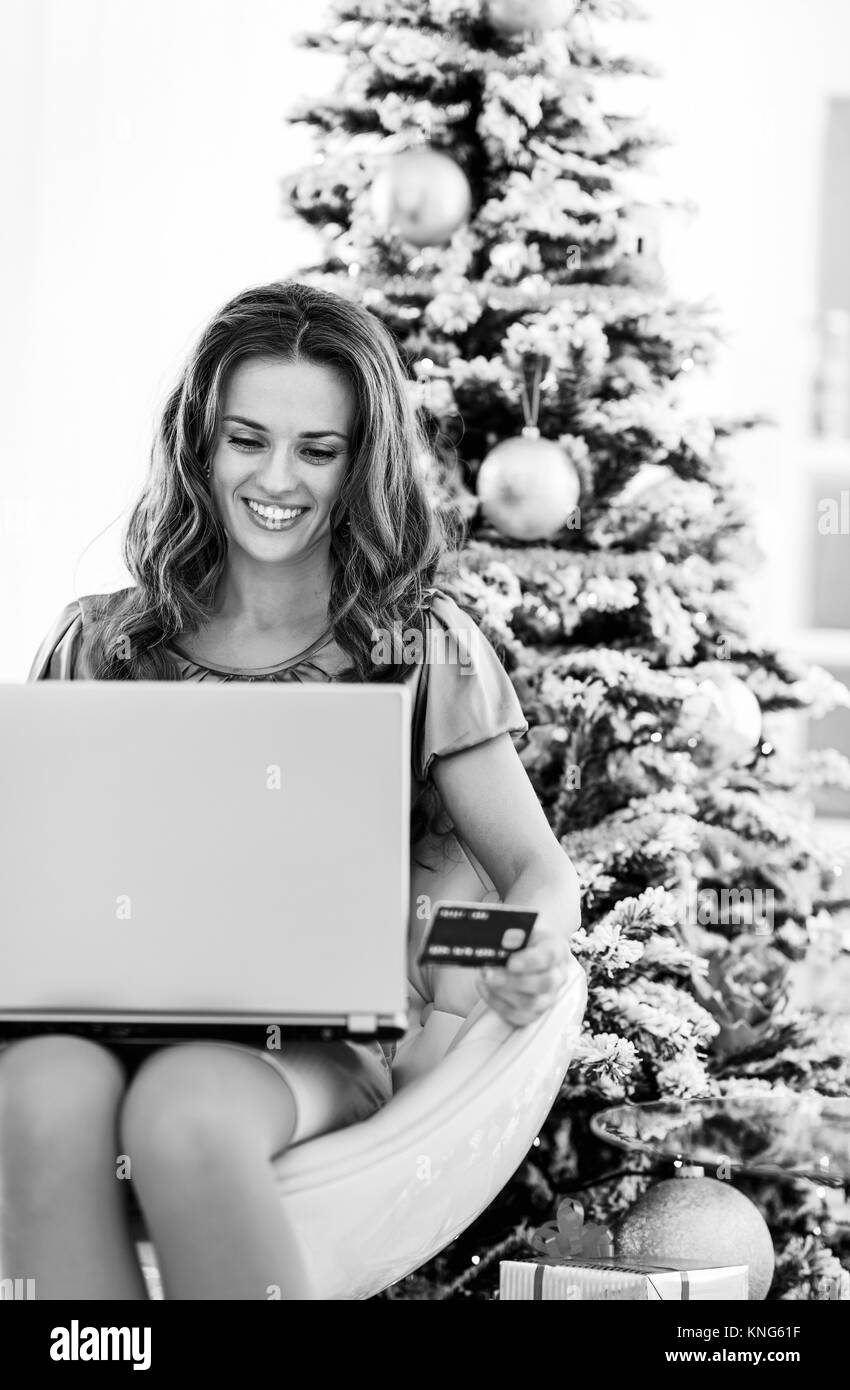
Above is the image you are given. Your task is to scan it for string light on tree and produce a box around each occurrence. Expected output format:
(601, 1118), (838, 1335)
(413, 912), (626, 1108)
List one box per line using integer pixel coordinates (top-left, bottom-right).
(370, 148), (472, 248)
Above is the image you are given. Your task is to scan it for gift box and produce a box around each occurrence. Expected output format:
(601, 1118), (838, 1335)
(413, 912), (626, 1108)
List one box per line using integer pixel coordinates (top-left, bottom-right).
(499, 1197), (748, 1300)
(499, 1257), (749, 1300)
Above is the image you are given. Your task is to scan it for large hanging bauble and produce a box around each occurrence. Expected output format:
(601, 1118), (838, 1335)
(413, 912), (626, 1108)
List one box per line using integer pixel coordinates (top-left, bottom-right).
(683, 661), (762, 767)
(488, 0), (575, 34)
(476, 429), (581, 541)
(370, 149), (471, 248)
(614, 1173), (775, 1300)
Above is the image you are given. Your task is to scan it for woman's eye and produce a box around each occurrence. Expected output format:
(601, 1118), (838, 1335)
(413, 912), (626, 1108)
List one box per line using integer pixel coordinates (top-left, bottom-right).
(228, 436), (262, 451)
(304, 449), (336, 462)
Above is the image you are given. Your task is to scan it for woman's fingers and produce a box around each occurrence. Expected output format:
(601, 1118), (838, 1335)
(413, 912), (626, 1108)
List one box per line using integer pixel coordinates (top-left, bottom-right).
(505, 933), (569, 976)
(481, 947), (570, 997)
(477, 974), (561, 1024)
(482, 966), (558, 997)
(474, 931), (572, 1026)
(477, 985), (537, 1026)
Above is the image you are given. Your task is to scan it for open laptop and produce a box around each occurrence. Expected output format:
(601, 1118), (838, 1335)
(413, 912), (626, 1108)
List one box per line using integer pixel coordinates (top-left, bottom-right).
(0, 682), (410, 1043)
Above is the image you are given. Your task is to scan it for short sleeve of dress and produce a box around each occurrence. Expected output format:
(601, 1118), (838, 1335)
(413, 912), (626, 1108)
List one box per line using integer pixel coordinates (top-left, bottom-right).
(28, 600), (84, 681)
(414, 590), (528, 781)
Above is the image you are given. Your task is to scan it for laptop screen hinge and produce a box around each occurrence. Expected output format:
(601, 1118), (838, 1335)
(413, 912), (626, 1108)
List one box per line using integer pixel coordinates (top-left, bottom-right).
(346, 1013), (378, 1036)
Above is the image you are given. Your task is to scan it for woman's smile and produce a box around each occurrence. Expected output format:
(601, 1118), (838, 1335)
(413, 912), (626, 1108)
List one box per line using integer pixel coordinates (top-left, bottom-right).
(241, 497), (310, 532)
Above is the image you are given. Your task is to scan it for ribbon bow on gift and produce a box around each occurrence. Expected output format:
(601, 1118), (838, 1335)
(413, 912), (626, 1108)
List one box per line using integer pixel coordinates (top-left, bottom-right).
(528, 1198), (614, 1261)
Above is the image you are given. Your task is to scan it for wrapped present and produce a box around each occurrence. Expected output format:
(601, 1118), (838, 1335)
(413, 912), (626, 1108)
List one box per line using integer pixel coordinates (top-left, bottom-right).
(500, 1257), (748, 1300)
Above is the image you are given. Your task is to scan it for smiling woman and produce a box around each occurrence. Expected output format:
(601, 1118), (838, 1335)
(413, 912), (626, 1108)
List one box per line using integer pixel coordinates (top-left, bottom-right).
(6, 279), (582, 1300)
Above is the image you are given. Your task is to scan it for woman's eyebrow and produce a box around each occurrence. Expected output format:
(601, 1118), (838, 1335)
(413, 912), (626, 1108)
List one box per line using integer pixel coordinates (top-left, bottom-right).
(222, 414), (268, 430)
(222, 414), (348, 441)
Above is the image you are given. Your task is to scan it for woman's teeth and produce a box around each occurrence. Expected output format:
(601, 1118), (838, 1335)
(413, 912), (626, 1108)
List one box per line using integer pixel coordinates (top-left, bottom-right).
(244, 498), (307, 531)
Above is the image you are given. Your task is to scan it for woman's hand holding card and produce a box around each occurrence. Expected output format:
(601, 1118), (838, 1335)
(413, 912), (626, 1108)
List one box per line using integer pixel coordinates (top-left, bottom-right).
(475, 927), (573, 1028)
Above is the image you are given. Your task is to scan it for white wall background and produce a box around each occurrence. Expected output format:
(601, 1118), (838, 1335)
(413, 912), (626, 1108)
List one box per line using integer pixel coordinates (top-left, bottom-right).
(2, 0), (850, 678)
(631, 0), (850, 651)
(0, 0), (337, 677)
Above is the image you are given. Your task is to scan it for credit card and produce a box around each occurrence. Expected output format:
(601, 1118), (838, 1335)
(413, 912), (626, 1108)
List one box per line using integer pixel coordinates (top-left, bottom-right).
(417, 900), (538, 968)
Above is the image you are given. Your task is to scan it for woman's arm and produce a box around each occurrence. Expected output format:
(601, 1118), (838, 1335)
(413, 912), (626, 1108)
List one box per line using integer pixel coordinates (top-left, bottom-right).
(431, 731), (582, 1026)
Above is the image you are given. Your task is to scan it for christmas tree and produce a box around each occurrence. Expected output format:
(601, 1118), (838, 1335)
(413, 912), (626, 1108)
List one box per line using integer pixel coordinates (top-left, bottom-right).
(282, 0), (850, 1298)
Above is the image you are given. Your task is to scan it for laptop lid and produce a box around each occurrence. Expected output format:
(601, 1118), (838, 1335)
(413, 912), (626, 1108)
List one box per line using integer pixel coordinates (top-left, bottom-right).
(0, 682), (410, 1038)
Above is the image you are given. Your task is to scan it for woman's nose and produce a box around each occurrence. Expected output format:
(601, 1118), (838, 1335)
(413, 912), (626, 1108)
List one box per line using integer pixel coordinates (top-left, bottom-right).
(255, 442), (301, 494)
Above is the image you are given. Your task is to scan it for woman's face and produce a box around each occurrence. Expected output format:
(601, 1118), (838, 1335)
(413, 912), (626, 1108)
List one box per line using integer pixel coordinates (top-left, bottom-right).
(208, 356), (354, 565)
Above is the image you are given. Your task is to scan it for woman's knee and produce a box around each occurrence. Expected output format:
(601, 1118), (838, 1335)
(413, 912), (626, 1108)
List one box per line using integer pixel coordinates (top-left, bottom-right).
(119, 1044), (278, 1169)
(0, 1034), (126, 1143)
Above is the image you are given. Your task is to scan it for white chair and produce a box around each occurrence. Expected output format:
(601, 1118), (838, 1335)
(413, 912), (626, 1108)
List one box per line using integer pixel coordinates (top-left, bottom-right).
(137, 953), (586, 1300)
(138, 838), (586, 1298)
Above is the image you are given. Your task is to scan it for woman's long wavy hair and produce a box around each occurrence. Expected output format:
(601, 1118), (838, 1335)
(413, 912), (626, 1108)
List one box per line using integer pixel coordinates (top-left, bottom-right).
(87, 280), (452, 685)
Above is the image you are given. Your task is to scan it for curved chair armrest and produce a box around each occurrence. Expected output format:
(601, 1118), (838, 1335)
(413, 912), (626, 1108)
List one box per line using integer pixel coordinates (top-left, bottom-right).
(266, 954), (587, 1299)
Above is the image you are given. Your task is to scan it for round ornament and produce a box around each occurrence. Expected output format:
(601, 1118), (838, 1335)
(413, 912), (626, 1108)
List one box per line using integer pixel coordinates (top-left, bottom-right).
(683, 661), (762, 767)
(476, 428), (580, 541)
(370, 149), (471, 248)
(614, 1173), (775, 1300)
(488, 0), (575, 34)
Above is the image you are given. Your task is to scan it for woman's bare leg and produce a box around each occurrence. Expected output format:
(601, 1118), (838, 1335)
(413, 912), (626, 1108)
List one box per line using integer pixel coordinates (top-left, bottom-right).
(0, 1035), (148, 1300)
(119, 1043), (311, 1300)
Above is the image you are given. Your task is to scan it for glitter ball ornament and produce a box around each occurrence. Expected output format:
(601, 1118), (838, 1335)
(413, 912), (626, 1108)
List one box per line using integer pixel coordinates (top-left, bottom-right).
(370, 149), (471, 248)
(682, 661), (762, 768)
(476, 428), (580, 541)
(488, 0), (575, 34)
(614, 1172), (775, 1300)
